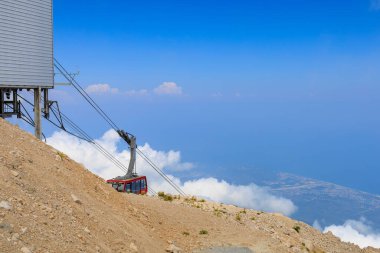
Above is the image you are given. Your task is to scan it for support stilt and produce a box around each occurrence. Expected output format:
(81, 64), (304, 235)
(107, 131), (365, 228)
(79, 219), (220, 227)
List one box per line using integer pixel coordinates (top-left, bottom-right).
(34, 87), (41, 139)
(0, 90), (3, 117)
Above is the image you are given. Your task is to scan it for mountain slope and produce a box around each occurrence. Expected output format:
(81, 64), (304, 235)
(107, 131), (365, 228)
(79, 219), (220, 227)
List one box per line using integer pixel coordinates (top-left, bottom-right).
(0, 118), (379, 253)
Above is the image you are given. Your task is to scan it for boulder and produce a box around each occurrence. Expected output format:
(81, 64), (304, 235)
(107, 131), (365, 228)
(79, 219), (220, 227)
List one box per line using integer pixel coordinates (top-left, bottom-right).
(0, 201), (12, 210)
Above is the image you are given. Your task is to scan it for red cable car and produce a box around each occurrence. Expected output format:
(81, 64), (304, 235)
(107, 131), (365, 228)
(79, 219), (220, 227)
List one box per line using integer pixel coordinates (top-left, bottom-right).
(106, 176), (148, 195)
(106, 130), (148, 195)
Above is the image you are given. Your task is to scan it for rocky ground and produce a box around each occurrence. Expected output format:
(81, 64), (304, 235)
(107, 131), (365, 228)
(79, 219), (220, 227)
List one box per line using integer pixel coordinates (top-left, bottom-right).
(0, 118), (379, 253)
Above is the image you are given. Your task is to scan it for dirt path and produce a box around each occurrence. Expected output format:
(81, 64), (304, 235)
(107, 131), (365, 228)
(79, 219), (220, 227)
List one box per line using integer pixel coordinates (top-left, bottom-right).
(194, 247), (253, 253)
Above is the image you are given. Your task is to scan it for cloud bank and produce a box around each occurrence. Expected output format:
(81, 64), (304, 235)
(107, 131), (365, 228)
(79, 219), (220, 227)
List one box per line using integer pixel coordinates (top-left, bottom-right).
(85, 82), (183, 96)
(47, 130), (297, 216)
(182, 178), (297, 215)
(321, 218), (380, 249)
(85, 84), (119, 94)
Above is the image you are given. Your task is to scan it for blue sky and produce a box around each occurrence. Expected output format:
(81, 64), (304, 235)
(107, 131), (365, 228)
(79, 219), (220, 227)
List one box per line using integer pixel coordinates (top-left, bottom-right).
(46, 0), (380, 194)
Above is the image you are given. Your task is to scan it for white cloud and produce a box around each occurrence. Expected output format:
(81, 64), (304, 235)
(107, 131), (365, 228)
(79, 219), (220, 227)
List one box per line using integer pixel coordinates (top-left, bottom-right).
(313, 220), (323, 231)
(47, 130), (297, 216)
(46, 130), (190, 180)
(153, 82), (183, 95)
(371, 0), (380, 10)
(85, 82), (183, 97)
(85, 84), (119, 94)
(323, 218), (380, 249)
(183, 178), (297, 215)
(139, 143), (194, 171)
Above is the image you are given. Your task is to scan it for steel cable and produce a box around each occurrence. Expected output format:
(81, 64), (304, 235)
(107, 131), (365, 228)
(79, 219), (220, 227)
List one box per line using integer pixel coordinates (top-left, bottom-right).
(51, 60), (186, 196)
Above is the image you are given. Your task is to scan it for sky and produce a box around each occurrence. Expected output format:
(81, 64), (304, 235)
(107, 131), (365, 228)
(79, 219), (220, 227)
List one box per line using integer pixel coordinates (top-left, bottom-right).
(48, 0), (380, 194)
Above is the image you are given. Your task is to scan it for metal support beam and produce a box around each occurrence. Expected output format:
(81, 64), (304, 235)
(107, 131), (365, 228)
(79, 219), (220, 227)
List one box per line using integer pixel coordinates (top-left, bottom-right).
(12, 89), (17, 112)
(0, 90), (3, 116)
(43, 88), (49, 119)
(34, 87), (41, 139)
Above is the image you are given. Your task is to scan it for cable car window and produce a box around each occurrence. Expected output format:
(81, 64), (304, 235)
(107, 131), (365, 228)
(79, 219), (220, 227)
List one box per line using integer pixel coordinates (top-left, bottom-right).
(117, 183), (124, 192)
(132, 182), (136, 193)
(141, 179), (146, 189)
(136, 180), (141, 192)
(126, 183), (131, 193)
(112, 183), (118, 190)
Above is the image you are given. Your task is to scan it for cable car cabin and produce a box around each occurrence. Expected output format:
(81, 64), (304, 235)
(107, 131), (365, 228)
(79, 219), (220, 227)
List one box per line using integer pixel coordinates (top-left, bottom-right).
(106, 176), (148, 195)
